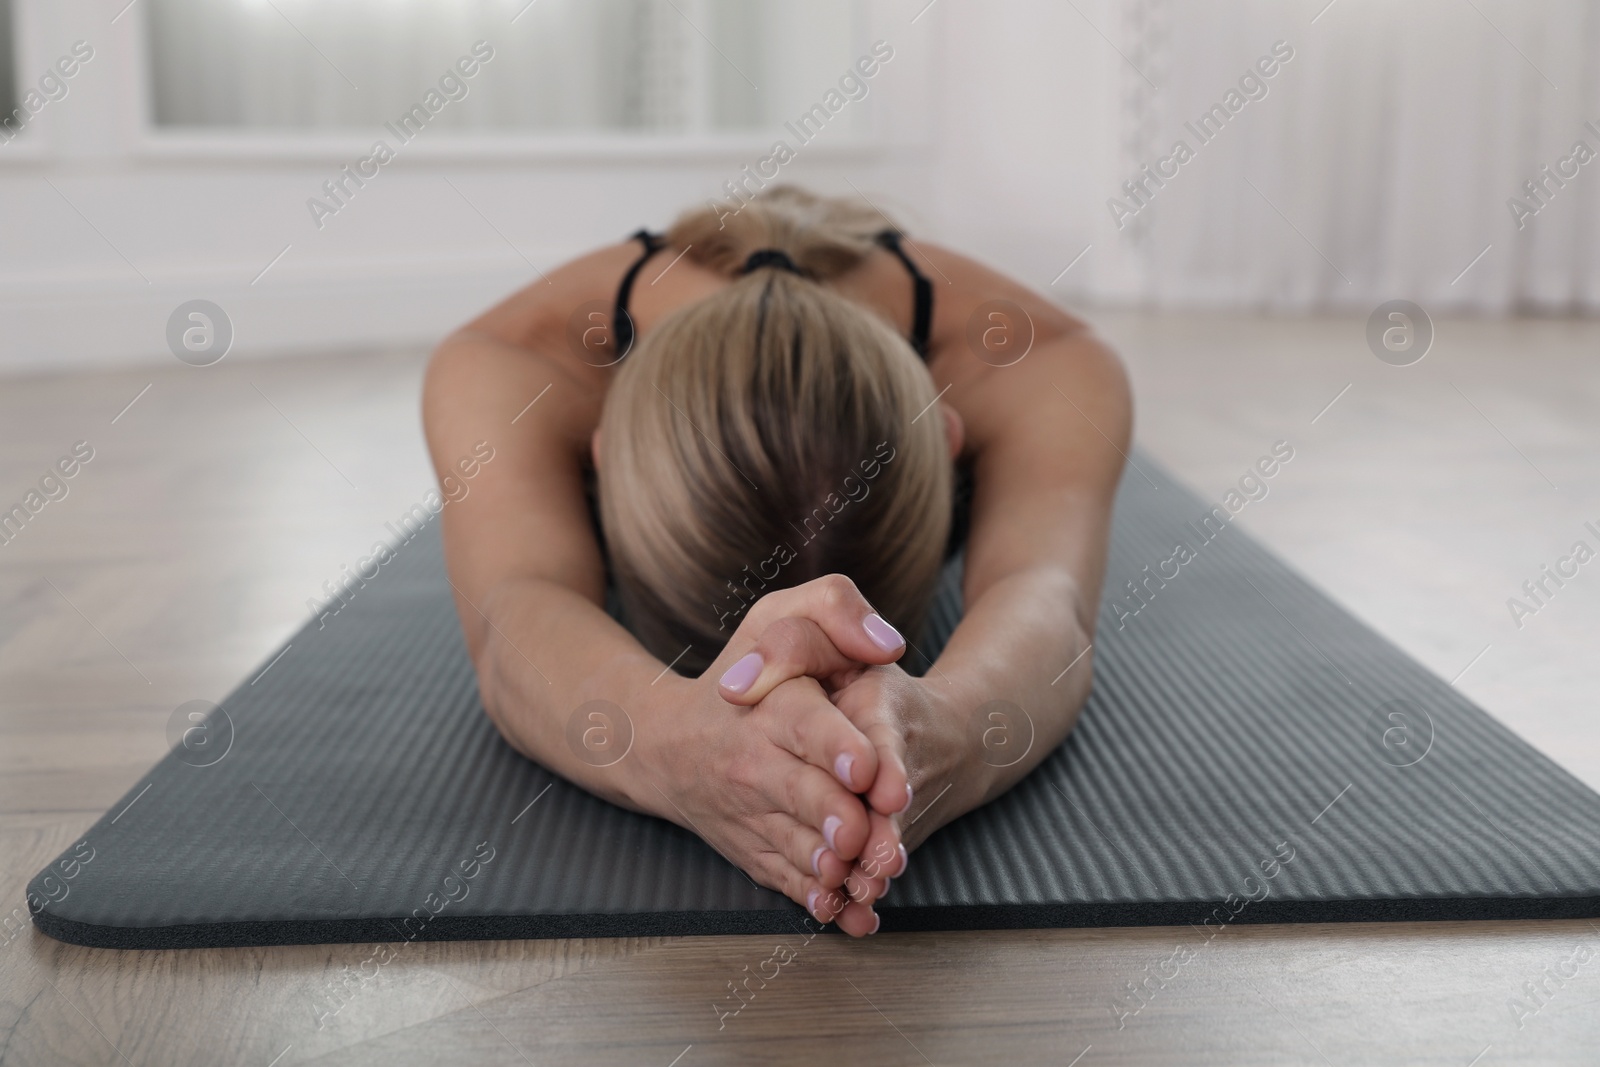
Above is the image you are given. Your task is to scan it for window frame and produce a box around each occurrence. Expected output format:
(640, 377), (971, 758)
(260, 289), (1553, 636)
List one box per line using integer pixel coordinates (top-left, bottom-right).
(124, 0), (901, 165)
(0, 0), (54, 160)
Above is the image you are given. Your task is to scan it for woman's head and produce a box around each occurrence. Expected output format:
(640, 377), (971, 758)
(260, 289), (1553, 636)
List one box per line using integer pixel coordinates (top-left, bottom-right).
(596, 186), (955, 675)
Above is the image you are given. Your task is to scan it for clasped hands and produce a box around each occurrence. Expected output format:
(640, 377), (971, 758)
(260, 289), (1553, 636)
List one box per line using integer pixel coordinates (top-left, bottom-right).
(637, 574), (954, 938)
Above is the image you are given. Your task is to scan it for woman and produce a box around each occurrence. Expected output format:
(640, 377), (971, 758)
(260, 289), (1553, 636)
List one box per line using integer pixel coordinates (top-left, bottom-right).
(424, 186), (1130, 937)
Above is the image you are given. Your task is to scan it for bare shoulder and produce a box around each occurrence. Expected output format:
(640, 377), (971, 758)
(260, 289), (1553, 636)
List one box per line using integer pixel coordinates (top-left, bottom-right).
(913, 240), (1091, 357)
(423, 250), (634, 489)
(423, 239), (652, 444)
(908, 240), (1130, 461)
(445, 240), (647, 351)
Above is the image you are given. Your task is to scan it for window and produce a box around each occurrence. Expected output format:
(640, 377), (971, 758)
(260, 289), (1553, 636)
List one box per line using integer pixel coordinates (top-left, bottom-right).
(0, 0), (16, 129)
(145, 0), (865, 138)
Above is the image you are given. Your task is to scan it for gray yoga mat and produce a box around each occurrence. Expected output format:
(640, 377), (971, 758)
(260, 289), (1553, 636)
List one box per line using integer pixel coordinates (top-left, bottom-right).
(28, 452), (1600, 947)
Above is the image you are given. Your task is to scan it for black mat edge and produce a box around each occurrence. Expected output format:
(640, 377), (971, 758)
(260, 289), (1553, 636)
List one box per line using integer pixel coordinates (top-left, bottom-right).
(32, 895), (1600, 950)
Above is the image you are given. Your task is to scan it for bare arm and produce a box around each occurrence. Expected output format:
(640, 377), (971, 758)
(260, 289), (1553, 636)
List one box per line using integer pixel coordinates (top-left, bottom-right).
(890, 242), (1130, 836)
(926, 334), (1128, 818)
(423, 245), (665, 814)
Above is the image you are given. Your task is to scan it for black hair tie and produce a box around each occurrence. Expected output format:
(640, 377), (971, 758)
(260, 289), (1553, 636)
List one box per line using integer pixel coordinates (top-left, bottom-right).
(740, 248), (806, 276)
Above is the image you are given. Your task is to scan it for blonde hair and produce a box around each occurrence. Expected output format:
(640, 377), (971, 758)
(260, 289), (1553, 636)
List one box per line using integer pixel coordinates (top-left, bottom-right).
(596, 186), (952, 675)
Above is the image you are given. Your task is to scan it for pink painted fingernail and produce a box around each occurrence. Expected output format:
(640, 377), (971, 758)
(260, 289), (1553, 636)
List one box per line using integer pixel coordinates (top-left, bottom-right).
(868, 912), (881, 935)
(901, 782), (914, 813)
(834, 752), (855, 788)
(719, 652), (763, 694)
(823, 815), (843, 853)
(878, 878), (890, 900)
(807, 888), (823, 919)
(862, 613), (904, 652)
(811, 846), (826, 876)
(894, 842), (909, 878)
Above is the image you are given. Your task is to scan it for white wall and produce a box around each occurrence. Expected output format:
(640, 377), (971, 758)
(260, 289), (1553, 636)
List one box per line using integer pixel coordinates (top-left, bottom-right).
(926, 0), (1121, 299)
(0, 0), (944, 375)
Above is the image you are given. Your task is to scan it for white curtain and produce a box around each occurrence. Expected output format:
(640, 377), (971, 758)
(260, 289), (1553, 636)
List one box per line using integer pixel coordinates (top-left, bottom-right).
(1106, 0), (1600, 312)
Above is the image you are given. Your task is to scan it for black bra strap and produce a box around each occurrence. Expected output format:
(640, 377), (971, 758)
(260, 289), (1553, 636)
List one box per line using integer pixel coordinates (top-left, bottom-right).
(875, 229), (934, 359)
(613, 229), (665, 358)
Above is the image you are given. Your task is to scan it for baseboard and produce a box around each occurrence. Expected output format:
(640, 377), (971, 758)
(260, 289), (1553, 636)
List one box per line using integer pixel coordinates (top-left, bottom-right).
(0, 250), (578, 376)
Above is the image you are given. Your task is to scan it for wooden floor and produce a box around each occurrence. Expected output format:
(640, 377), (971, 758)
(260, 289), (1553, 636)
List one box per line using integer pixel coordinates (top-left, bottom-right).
(2, 313), (1598, 1065)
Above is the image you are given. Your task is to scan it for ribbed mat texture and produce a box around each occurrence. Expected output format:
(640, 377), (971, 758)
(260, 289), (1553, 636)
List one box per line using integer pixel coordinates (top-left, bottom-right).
(30, 453), (1600, 947)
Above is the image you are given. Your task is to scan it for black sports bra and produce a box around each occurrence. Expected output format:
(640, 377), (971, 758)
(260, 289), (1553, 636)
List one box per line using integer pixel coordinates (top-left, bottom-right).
(613, 228), (936, 359)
